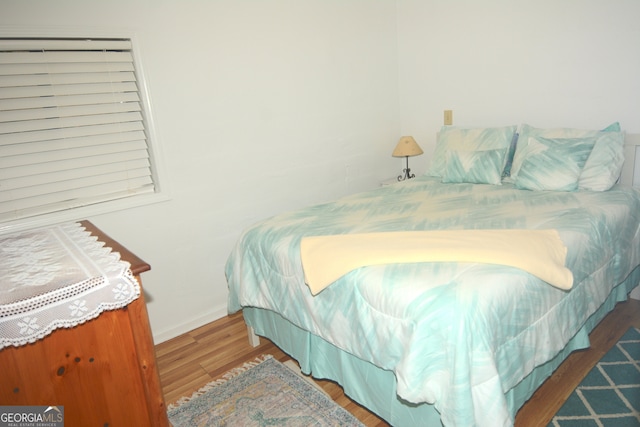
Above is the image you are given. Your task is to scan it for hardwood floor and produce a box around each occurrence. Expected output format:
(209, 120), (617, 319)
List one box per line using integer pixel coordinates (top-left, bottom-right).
(156, 298), (640, 426)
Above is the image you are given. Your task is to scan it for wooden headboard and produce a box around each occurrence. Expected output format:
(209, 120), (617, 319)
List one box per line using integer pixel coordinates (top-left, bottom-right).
(620, 134), (640, 187)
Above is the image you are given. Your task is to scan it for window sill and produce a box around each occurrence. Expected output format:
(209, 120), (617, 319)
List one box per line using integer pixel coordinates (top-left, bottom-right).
(0, 192), (171, 235)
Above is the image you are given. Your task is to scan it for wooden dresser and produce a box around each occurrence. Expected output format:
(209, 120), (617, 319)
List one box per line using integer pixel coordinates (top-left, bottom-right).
(0, 221), (169, 427)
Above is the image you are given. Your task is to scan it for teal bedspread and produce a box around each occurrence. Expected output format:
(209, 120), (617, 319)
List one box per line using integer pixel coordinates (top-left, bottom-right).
(226, 177), (640, 426)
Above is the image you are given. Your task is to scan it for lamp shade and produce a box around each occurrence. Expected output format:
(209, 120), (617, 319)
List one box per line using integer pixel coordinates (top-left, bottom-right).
(392, 136), (423, 157)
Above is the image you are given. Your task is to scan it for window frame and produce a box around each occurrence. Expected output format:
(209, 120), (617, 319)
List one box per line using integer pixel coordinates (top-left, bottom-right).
(0, 28), (170, 234)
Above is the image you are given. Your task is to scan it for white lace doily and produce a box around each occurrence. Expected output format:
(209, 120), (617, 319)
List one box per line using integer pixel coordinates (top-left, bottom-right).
(0, 222), (141, 349)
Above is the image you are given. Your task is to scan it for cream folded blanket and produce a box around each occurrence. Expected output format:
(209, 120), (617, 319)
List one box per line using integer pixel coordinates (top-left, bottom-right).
(300, 229), (573, 295)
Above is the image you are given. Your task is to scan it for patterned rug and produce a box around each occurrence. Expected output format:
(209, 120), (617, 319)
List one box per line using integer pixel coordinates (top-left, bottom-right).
(550, 327), (640, 426)
(167, 355), (364, 426)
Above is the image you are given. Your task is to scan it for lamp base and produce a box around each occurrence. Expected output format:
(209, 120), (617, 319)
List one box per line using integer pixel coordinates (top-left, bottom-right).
(397, 168), (415, 181)
(397, 156), (415, 181)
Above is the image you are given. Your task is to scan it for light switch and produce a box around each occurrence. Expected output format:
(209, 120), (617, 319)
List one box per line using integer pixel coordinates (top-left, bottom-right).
(444, 110), (453, 126)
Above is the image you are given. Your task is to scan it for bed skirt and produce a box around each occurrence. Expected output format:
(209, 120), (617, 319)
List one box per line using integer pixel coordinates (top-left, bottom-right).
(242, 265), (640, 427)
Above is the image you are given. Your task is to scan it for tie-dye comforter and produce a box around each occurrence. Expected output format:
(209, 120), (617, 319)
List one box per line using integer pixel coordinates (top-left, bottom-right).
(226, 177), (640, 426)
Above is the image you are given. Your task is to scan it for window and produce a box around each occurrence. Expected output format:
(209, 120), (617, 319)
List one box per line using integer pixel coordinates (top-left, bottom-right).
(0, 37), (166, 231)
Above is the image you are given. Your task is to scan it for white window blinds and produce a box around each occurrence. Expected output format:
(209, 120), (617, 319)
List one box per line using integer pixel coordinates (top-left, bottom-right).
(0, 38), (156, 223)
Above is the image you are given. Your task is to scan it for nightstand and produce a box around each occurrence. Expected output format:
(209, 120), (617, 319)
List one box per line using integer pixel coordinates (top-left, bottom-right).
(380, 177), (401, 187)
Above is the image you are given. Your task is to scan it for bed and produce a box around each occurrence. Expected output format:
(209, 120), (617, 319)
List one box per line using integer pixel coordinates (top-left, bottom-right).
(225, 123), (640, 426)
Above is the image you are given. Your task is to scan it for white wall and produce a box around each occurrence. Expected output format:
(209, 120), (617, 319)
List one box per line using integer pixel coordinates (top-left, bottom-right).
(3, 1), (640, 342)
(396, 0), (640, 175)
(0, 0), (401, 342)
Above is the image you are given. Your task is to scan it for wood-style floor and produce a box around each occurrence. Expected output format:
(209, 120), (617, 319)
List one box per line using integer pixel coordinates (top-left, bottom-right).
(156, 298), (640, 427)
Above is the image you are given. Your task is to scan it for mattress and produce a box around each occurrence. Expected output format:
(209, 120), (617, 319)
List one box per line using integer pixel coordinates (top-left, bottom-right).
(226, 177), (640, 426)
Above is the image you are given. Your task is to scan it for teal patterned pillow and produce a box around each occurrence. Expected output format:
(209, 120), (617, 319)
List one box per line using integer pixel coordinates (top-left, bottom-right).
(579, 131), (625, 191)
(442, 148), (506, 185)
(601, 122), (621, 132)
(510, 122), (621, 182)
(501, 132), (519, 178)
(514, 136), (597, 191)
(428, 125), (517, 178)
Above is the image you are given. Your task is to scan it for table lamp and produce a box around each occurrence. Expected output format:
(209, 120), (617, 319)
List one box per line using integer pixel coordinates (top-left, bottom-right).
(392, 136), (423, 181)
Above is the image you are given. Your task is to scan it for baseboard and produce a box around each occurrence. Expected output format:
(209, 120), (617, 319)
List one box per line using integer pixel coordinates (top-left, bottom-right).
(152, 305), (228, 344)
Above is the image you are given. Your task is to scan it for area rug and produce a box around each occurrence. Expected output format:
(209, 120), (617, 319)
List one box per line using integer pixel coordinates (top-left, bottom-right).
(550, 327), (640, 426)
(167, 355), (364, 426)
